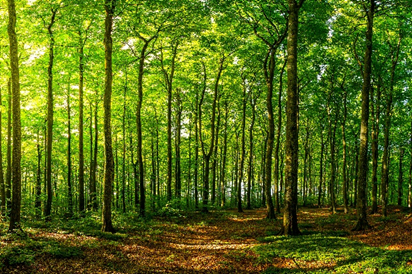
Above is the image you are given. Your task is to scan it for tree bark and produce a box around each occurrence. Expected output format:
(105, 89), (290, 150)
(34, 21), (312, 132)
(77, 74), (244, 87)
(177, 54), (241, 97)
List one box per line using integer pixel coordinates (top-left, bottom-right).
(398, 148), (404, 206)
(78, 40), (85, 215)
(0, 86), (5, 217)
(102, 0), (116, 233)
(281, 0), (303, 236)
(353, 0), (374, 231)
(44, 8), (57, 221)
(7, 0), (22, 231)
(370, 76), (381, 214)
(67, 81), (73, 216)
(6, 79), (11, 213)
(342, 87), (349, 214)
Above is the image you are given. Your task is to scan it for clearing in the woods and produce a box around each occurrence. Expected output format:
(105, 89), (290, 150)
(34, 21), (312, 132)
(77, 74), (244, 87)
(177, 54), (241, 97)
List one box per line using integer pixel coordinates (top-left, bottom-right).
(1, 207), (412, 273)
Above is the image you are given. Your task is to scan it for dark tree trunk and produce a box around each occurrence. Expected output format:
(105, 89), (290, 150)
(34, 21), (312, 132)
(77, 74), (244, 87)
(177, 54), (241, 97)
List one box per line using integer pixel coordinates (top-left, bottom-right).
(342, 87), (349, 214)
(7, 0), (22, 232)
(318, 125), (324, 207)
(0, 86), (5, 216)
(35, 131), (42, 217)
(398, 148), (404, 206)
(102, 0), (116, 233)
(163, 43), (178, 202)
(281, 0), (303, 236)
(212, 102), (220, 205)
(274, 60), (286, 213)
(91, 94), (98, 211)
(67, 81), (73, 216)
(175, 90), (182, 202)
(45, 9), (57, 221)
(370, 76), (381, 214)
(238, 78), (247, 213)
(408, 121), (412, 209)
(78, 43), (85, 215)
(6, 79), (11, 213)
(122, 77), (127, 213)
(247, 91), (257, 210)
(220, 102), (228, 207)
(353, 0), (374, 231)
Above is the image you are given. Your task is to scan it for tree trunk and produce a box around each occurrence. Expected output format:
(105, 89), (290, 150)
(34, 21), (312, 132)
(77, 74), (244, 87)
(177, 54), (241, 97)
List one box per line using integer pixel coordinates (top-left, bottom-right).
(78, 42), (85, 215)
(122, 77), (127, 213)
(318, 124), (324, 207)
(7, 0), (22, 231)
(102, 0), (116, 233)
(342, 87), (349, 214)
(247, 92), (257, 210)
(91, 94), (98, 211)
(398, 148), (404, 206)
(370, 76), (381, 214)
(67, 80), (73, 216)
(35, 131), (42, 217)
(0, 86), (5, 217)
(274, 60), (286, 213)
(6, 79), (11, 213)
(44, 9), (57, 221)
(353, 0), (374, 231)
(212, 101), (220, 205)
(175, 90), (182, 202)
(220, 102), (228, 207)
(164, 44), (178, 202)
(238, 78), (247, 213)
(282, 0), (303, 236)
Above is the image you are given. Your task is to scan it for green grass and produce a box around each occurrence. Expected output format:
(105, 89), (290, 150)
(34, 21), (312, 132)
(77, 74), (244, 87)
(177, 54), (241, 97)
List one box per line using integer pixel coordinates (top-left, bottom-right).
(255, 234), (412, 273)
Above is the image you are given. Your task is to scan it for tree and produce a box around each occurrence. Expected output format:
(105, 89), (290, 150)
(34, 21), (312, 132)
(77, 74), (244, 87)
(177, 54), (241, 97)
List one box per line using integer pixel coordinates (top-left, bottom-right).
(102, 0), (116, 233)
(281, 0), (305, 236)
(7, 0), (22, 232)
(352, 0), (375, 231)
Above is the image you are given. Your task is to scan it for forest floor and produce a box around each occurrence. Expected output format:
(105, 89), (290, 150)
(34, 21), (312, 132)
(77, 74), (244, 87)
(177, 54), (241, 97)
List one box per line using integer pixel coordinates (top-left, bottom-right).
(1, 206), (412, 273)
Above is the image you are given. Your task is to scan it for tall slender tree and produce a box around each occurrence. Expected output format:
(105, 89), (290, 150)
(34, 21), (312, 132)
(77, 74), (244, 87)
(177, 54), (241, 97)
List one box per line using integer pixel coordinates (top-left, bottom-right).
(102, 0), (116, 233)
(7, 0), (22, 232)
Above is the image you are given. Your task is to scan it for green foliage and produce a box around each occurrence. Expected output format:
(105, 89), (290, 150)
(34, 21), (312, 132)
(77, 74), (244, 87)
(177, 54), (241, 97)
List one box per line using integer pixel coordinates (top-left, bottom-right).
(255, 234), (412, 273)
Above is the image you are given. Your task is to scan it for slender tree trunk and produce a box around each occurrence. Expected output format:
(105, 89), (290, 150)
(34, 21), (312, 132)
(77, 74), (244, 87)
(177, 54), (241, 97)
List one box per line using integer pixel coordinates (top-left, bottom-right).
(6, 79), (11, 213)
(102, 0), (116, 232)
(371, 76), (381, 214)
(212, 102), (220, 205)
(264, 49), (276, 220)
(274, 60), (286, 213)
(220, 102), (228, 207)
(194, 102), (199, 209)
(163, 44), (178, 202)
(122, 78), (127, 213)
(238, 79), (247, 213)
(353, 0), (374, 231)
(398, 148), (404, 206)
(282, 0), (303, 236)
(247, 94), (257, 210)
(7, 0), (22, 231)
(78, 41), (85, 215)
(318, 125), (324, 207)
(342, 88), (349, 214)
(44, 9), (57, 221)
(67, 81), (73, 216)
(35, 131), (42, 217)
(91, 95), (98, 211)
(408, 121), (412, 209)
(0, 86), (5, 217)
(175, 91), (182, 202)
